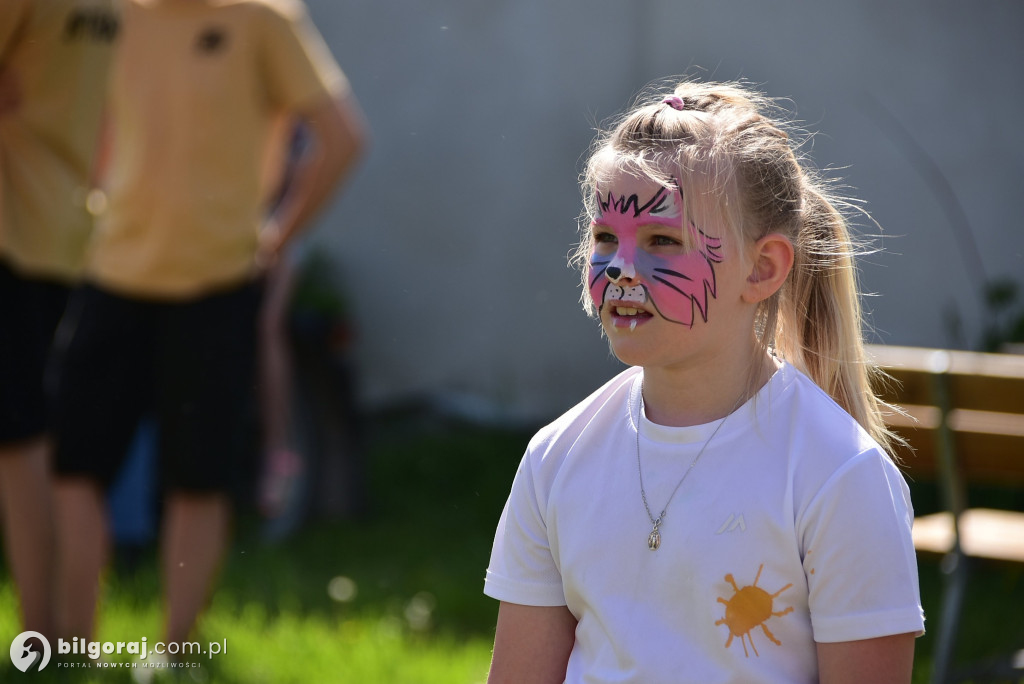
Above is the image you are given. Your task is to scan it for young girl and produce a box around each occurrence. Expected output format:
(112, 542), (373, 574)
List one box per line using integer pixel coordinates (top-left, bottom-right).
(484, 80), (925, 684)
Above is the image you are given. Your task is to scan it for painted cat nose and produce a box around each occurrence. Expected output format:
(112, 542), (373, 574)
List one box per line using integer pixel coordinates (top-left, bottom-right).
(605, 261), (635, 283)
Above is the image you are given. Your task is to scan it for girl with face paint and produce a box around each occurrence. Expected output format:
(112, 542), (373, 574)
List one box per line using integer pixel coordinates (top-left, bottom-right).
(484, 81), (924, 684)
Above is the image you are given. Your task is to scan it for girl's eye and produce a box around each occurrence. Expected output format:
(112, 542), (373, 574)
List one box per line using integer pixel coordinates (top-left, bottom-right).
(593, 232), (617, 245)
(651, 234), (681, 247)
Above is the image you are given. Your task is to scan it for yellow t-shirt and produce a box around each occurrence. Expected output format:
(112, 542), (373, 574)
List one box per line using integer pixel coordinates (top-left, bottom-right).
(87, 0), (348, 298)
(0, 0), (118, 282)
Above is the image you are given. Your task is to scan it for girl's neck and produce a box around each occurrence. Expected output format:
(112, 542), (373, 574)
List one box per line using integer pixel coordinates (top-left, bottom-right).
(641, 347), (777, 427)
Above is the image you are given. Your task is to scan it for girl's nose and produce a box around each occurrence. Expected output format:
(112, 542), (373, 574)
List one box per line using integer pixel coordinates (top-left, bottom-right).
(605, 257), (636, 284)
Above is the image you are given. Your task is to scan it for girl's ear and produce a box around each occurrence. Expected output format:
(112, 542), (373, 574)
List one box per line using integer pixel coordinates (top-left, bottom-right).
(742, 233), (795, 303)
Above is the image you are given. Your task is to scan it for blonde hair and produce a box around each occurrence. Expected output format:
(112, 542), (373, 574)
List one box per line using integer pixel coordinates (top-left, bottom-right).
(574, 79), (898, 453)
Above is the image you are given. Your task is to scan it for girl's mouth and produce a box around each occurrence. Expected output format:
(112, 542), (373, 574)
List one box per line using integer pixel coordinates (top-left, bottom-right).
(609, 306), (654, 330)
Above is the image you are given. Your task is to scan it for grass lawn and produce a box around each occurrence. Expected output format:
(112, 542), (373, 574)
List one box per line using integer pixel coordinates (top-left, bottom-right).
(1, 412), (1022, 682)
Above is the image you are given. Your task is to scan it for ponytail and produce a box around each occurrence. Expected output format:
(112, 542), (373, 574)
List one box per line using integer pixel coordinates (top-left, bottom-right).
(772, 181), (896, 453)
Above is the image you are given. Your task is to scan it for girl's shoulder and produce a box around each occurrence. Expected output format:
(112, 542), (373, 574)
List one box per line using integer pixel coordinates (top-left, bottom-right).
(525, 366), (640, 457)
(777, 363), (878, 448)
(771, 363), (901, 490)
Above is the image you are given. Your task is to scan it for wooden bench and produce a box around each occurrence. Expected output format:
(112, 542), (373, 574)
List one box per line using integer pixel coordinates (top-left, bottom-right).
(866, 344), (1024, 684)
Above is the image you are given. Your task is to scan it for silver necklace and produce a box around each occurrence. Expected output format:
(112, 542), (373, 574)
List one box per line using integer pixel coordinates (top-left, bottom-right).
(635, 379), (737, 551)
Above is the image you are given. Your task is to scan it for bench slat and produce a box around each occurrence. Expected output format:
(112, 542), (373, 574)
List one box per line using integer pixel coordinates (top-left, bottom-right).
(913, 509), (1024, 563)
(866, 344), (1024, 483)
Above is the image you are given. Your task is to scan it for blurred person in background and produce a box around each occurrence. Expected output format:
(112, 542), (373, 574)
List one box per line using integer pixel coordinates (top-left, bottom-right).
(0, 0), (118, 638)
(258, 121), (310, 522)
(49, 0), (367, 647)
(258, 121), (366, 532)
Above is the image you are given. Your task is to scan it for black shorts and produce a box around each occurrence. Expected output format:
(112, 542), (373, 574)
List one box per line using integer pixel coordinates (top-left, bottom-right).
(50, 280), (262, 492)
(0, 260), (70, 444)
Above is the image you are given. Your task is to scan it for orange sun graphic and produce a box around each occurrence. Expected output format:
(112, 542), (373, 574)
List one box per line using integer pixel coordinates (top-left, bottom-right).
(714, 564), (794, 657)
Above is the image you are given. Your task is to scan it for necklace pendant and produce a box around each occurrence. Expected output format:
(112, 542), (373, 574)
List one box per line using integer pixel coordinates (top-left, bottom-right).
(647, 527), (661, 551)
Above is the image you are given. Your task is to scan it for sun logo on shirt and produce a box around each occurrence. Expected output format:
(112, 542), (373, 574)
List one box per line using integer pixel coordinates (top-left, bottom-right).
(714, 564), (794, 657)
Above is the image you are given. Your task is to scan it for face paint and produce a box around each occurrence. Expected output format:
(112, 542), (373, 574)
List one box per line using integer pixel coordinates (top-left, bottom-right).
(588, 184), (723, 327)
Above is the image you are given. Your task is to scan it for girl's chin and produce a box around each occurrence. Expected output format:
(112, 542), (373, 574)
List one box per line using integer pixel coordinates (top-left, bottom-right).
(603, 332), (654, 366)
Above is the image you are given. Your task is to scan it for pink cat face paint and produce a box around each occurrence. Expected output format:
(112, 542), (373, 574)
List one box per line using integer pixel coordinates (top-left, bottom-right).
(588, 181), (723, 328)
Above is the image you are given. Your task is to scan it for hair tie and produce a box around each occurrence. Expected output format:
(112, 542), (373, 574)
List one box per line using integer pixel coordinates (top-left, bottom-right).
(662, 95), (685, 111)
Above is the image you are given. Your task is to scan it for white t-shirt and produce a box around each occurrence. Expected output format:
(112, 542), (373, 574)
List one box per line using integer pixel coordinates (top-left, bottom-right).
(485, 362), (925, 684)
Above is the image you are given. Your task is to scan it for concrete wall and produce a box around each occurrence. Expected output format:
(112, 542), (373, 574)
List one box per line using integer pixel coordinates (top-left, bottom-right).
(301, 0), (1024, 422)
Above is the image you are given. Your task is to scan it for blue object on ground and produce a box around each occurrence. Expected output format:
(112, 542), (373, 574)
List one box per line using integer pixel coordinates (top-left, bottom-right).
(108, 418), (158, 545)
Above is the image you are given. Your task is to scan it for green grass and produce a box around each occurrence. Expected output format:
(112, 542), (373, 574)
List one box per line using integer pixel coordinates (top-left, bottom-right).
(1, 413), (1022, 683)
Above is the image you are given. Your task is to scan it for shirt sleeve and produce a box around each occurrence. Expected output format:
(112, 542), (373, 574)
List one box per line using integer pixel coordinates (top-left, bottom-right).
(484, 453), (567, 607)
(798, 448), (926, 643)
(257, 0), (349, 112)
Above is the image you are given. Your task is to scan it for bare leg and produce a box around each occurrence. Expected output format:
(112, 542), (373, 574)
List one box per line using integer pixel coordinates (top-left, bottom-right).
(0, 438), (55, 637)
(162, 491), (231, 646)
(53, 477), (109, 640)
